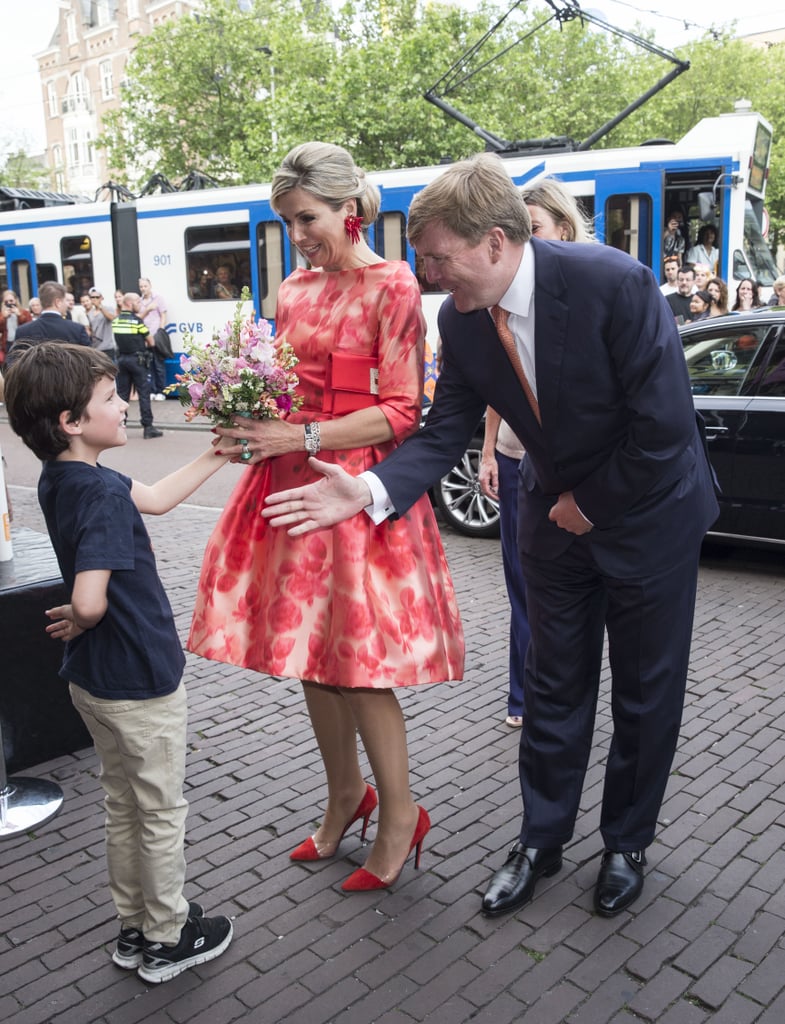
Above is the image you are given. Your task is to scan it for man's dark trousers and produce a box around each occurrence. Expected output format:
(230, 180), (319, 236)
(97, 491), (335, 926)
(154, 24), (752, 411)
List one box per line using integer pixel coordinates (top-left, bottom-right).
(518, 534), (700, 852)
(116, 353), (154, 429)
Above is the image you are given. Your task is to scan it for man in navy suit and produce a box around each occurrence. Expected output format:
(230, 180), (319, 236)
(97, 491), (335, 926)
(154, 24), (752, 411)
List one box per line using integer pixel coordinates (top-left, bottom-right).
(9, 281), (90, 364)
(263, 153), (719, 918)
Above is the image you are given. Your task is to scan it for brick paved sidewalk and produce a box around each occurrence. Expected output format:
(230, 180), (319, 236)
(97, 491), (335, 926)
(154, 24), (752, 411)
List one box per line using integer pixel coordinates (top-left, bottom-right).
(2, 486), (785, 1024)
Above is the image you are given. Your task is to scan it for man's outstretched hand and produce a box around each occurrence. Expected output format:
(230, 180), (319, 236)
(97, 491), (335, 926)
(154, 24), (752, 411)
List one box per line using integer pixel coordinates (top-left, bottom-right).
(263, 458), (373, 535)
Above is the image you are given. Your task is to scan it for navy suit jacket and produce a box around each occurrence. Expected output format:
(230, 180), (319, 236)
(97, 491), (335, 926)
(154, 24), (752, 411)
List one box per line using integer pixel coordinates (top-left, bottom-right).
(11, 312), (90, 356)
(375, 238), (718, 578)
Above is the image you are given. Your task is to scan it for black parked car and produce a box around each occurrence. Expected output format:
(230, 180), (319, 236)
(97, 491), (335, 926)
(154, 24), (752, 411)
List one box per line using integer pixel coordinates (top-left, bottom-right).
(680, 308), (785, 545)
(433, 308), (785, 543)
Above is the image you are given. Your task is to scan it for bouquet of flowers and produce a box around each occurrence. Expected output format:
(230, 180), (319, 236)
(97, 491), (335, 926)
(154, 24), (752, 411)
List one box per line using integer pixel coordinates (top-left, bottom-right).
(169, 293), (302, 426)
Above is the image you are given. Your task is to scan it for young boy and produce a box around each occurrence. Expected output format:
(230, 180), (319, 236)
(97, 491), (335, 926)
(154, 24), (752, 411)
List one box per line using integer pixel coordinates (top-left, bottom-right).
(4, 342), (233, 985)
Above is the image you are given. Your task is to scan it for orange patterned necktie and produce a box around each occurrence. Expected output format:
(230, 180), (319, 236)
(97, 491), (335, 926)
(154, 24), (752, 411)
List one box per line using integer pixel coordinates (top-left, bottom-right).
(490, 305), (541, 426)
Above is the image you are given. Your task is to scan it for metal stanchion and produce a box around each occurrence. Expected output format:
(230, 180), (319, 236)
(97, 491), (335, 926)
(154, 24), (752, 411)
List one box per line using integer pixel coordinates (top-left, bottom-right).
(0, 721), (63, 838)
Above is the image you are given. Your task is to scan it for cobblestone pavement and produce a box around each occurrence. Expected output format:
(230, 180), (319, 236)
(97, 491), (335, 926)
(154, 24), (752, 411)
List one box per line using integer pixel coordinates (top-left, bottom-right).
(2, 444), (785, 1023)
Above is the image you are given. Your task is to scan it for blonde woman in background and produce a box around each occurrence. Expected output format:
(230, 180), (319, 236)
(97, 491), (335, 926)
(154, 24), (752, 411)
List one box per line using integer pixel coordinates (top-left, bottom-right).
(766, 275), (785, 307)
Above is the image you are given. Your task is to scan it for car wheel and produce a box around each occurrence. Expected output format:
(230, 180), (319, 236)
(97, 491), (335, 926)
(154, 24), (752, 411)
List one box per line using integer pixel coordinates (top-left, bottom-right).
(432, 439), (500, 538)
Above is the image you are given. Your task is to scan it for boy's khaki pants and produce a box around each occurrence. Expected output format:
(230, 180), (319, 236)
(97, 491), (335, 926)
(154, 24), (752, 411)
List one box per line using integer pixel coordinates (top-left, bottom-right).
(70, 682), (190, 945)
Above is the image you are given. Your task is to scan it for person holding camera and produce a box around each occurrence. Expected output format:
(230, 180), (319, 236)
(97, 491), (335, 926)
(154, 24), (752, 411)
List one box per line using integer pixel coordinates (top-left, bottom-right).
(0, 289), (32, 367)
(112, 292), (162, 439)
(87, 287), (118, 361)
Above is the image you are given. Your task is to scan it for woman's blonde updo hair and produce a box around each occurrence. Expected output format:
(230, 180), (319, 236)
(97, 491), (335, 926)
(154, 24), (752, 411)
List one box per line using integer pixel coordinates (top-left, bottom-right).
(520, 177), (595, 243)
(270, 142), (381, 224)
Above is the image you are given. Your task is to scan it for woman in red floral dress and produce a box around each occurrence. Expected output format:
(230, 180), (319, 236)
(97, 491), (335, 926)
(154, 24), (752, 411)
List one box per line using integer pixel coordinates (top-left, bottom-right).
(190, 142), (464, 890)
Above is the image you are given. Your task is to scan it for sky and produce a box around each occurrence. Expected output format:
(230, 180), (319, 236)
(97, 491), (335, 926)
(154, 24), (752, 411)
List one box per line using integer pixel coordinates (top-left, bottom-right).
(3, 0), (784, 163)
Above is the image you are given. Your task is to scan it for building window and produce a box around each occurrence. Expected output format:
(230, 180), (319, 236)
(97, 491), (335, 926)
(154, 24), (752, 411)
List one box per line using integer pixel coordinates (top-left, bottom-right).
(67, 128), (80, 168)
(127, 0), (139, 17)
(47, 82), (58, 118)
(52, 145), (64, 192)
(96, 0), (112, 27)
(66, 12), (77, 45)
(63, 73), (89, 115)
(100, 60), (113, 100)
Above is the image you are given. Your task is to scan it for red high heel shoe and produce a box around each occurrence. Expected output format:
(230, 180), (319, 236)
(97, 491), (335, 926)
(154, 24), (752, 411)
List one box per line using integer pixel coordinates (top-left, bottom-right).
(289, 784), (378, 861)
(341, 805), (431, 891)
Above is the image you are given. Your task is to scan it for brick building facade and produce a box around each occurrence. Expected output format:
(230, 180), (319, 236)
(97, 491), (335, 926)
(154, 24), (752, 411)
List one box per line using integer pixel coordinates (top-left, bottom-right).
(36, 0), (195, 195)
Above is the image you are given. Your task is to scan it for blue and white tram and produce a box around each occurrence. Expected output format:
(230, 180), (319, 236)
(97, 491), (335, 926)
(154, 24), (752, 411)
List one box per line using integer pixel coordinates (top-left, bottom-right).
(0, 104), (777, 371)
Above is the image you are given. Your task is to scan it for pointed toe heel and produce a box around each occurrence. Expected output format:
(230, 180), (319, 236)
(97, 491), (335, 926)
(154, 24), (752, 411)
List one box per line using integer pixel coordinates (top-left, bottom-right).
(342, 805), (431, 891)
(290, 784), (378, 861)
(289, 836), (321, 862)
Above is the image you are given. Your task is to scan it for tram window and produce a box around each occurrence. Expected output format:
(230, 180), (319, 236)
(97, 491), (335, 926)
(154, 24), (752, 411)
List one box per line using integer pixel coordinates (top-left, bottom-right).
(60, 235), (94, 296)
(733, 250), (751, 281)
(576, 195), (594, 222)
(376, 212), (407, 262)
(185, 224), (250, 301)
(254, 221), (285, 320)
(742, 200), (777, 287)
(36, 264), (58, 286)
(604, 194), (652, 266)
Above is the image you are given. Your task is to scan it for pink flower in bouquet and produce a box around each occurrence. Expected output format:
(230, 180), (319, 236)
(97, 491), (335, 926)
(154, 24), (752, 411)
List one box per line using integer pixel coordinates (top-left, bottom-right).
(169, 294), (302, 426)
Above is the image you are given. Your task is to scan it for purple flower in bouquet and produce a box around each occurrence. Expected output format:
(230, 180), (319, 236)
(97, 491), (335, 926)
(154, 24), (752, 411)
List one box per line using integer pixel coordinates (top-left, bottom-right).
(169, 292), (302, 426)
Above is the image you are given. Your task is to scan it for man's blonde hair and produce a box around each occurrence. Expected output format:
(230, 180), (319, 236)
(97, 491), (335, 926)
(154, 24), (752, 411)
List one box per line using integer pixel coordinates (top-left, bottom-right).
(407, 153), (531, 246)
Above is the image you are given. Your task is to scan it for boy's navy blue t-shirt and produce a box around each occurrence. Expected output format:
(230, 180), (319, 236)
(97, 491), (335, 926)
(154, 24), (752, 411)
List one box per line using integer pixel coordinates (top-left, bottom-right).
(38, 460), (186, 699)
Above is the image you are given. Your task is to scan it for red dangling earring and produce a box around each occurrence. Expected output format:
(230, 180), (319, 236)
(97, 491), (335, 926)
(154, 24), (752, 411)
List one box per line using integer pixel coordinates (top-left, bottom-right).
(344, 213), (363, 244)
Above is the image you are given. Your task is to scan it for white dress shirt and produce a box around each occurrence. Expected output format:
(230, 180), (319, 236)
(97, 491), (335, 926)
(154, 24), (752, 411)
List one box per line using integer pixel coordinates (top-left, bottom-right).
(361, 247), (535, 522)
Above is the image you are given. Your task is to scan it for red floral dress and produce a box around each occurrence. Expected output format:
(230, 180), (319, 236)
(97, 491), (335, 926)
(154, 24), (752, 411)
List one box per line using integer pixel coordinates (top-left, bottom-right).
(189, 262), (465, 688)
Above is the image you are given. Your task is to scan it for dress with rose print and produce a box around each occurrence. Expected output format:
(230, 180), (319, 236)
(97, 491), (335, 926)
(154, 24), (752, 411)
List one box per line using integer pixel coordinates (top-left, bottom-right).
(189, 261), (464, 688)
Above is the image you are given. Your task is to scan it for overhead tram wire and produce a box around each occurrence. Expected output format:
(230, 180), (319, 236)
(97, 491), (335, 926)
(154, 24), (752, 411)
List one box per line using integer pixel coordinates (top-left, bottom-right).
(424, 0), (690, 155)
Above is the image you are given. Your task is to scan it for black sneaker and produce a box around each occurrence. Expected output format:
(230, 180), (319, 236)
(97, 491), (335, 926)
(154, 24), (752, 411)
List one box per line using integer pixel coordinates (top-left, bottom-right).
(138, 913), (233, 984)
(112, 901), (204, 969)
(143, 426), (163, 439)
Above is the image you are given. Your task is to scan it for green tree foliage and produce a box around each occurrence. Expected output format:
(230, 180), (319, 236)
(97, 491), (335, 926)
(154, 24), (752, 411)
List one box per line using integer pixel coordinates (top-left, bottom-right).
(0, 150), (50, 190)
(97, 0), (785, 252)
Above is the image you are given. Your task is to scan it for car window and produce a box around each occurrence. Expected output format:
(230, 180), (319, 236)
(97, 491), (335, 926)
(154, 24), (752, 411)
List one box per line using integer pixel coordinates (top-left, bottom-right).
(752, 327), (785, 397)
(682, 324), (768, 397)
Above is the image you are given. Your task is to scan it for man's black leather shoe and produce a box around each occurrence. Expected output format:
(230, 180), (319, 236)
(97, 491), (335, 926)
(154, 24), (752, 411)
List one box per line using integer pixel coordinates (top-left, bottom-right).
(481, 843), (563, 917)
(594, 850), (646, 917)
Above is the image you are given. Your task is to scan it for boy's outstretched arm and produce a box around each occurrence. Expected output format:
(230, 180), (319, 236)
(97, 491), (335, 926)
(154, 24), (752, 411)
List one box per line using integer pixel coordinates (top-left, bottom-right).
(131, 446), (230, 515)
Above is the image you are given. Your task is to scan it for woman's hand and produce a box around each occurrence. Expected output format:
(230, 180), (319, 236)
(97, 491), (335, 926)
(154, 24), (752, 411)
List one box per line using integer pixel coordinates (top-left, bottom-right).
(214, 418), (302, 464)
(263, 459), (372, 535)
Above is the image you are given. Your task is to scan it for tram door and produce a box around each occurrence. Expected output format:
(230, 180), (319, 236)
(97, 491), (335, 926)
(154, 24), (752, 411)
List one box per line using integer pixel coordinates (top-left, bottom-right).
(247, 204), (289, 322)
(0, 243), (37, 303)
(594, 169), (663, 272)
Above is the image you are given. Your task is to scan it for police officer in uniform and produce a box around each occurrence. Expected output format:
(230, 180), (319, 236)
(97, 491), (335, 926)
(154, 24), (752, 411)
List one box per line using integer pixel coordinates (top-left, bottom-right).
(112, 292), (162, 439)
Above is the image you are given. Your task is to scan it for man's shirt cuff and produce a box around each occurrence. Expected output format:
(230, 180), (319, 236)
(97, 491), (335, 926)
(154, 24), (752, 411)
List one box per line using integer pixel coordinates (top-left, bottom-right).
(359, 471), (396, 524)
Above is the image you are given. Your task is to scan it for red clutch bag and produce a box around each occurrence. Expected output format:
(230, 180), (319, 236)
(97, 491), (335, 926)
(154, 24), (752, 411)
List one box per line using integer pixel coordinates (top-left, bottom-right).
(324, 352), (380, 414)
